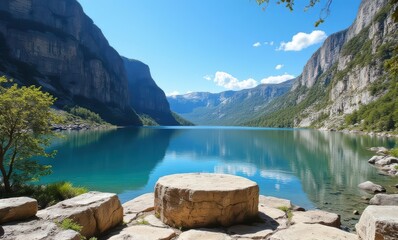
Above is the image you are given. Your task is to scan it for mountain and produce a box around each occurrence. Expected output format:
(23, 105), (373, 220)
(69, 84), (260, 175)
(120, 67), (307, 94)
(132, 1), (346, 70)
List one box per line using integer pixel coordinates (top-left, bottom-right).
(246, 0), (398, 130)
(168, 80), (294, 125)
(0, 0), (140, 125)
(123, 57), (180, 125)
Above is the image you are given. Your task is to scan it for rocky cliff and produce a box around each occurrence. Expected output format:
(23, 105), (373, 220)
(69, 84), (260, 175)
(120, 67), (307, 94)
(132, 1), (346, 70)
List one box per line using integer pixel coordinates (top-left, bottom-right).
(168, 80), (293, 125)
(123, 57), (179, 125)
(0, 0), (140, 125)
(247, 0), (398, 129)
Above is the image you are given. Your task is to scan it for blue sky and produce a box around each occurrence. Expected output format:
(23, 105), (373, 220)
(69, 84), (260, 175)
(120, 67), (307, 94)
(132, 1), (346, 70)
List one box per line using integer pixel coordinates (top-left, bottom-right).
(77, 0), (361, 96)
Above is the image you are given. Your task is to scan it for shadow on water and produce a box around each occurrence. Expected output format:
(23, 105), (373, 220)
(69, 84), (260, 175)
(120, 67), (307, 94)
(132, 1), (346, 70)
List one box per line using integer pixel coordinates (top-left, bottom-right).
(40, 127), (176, 193)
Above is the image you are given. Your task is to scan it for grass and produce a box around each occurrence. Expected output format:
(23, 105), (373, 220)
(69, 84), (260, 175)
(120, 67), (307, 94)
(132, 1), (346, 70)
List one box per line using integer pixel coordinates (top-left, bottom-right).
(390, 148), (398, 157)
(137, 219), (150, 225)
(277, 206), (293, 221)
(59, 218), (83, 232)
(1, 181), (88, 208)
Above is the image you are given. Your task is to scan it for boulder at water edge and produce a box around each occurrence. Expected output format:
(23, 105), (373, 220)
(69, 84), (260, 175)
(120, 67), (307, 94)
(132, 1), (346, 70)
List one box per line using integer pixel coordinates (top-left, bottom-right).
(358, 181), (386, 193)
(37, 191), (123, 237)
(356, 205), (398, 240)
(369, 194), (398, 206)
(291, 210), (341, 228)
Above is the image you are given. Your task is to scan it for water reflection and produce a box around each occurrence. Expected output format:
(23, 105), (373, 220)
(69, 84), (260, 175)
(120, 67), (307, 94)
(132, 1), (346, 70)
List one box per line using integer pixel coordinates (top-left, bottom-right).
(41, 127), (397, 229)
(40, 128), (175, 192)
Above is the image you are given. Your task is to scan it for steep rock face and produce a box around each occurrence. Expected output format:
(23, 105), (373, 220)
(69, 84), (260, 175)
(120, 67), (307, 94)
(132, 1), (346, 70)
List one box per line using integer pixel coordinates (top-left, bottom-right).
(0, 0), (140, 125)
(168, 80), (293, 125)
(249, 0), (397, 128)
(123, 57), (179, 125)
(299, 0), (396, 128)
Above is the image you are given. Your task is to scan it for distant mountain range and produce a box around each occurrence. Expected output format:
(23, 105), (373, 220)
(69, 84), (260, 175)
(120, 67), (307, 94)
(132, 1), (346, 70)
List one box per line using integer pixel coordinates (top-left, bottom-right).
(168, 80), (293, 125)
(168, 0), (398, 131)
(0, 0), (182, 126)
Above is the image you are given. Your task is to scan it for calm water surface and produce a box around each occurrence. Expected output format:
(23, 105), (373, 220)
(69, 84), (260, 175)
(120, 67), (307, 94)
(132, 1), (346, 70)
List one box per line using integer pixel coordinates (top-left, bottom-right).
(39, 127), (397, 229)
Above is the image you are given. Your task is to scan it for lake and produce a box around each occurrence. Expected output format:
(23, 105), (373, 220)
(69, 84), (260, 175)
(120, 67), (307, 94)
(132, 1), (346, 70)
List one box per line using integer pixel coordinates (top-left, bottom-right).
(39, 126), (397, 229)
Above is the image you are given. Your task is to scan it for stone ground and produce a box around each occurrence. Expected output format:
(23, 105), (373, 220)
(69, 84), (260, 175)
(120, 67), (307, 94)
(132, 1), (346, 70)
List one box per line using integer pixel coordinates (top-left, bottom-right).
(102, 193), (356, 240)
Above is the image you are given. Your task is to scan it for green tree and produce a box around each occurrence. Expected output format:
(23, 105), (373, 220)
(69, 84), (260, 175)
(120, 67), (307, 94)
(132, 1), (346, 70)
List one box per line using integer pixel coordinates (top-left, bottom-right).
(256, 0), (332, 26)
(0, 76), (58, 193)
(256, 0), (398, 26)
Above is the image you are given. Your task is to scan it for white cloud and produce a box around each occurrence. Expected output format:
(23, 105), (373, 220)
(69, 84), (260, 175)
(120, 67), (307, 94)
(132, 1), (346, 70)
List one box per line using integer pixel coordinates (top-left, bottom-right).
(278, 30), (327, 51)
(275, 64), (284, 70)
(213, 71), (258, 90)
(253, 42), (261, 47)
(261, 73), (295, 84)
(269, 41), (274, 46)
(166, 91), (180, 97)
(203, 75), (212, 81)
(264, 41), (269, 45)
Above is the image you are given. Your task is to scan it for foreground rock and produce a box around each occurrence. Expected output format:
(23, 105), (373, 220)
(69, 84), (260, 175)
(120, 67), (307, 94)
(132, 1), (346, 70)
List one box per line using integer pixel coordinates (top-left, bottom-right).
(178, 229), (232, 240)
(0, 197), (38, 224)
(269, 223), (357, 240)
(259, 195), (292, 209)
(108, 225), (176, 240)
(37, 191), (123, 237)
(358, 181), (386, 193)
(356, 205), (398, 240)
(369, 194), (398, 206)
(122, 193), (154, 223)
(291, 210), (341, 228)
(154, 173), (259, 228)
(1, 219), (80, 240)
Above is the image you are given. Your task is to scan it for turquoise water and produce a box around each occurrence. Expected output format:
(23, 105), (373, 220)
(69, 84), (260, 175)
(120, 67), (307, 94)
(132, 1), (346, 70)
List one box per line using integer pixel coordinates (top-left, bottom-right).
(39, 127), (397, 229)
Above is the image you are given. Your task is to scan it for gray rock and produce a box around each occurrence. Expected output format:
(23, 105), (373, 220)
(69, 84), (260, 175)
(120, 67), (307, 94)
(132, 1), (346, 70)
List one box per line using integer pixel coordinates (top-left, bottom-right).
(178, 229), (232, 240)
(227, 224), (274, 239)
(269, 223), (357, 240)
(143, 214), (167, 228)
(291, 210), (341, 228)
(0, 197), (38, 224)
(369, 194), (398, 206)
(123, 193), (154, 223)
(358, 181), (386, 193)
(108, 225), (176, 240)
(375, 156), (398, 166)
(356, 205), (398, 240)
(1, 219), (80, 240)
(37, 191), (123, 238)
(258, 195), (292, 209)
(368, 155), (383, 164)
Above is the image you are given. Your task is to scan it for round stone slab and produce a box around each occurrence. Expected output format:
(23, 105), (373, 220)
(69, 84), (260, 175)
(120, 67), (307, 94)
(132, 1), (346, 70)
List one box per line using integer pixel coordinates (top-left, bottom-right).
(154, 173), (259, 228)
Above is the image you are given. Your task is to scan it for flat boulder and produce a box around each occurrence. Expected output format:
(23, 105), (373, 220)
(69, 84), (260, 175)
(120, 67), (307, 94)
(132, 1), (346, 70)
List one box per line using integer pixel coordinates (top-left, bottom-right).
(227, 224), (274, 239)
(108, 225), (176, 240)
(358, 181), (386, 193)
(1, 219), (80, 240)
(154, 173), (259, 228)
(269, 223), (357, 240)
(37, 191), (123, 238)
(259, 195), (292, 209)
(0, 197), (38, 224)
(178, 229), (232, 240)
(123, 193), (154, 223)
(291, 210), (340, 228)
(356, 205), (398, 240)
(369, 194), (398, 205)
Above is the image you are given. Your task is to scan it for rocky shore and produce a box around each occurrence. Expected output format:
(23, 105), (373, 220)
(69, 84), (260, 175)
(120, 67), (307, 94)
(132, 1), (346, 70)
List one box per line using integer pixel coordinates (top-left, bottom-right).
(367, 147), (398, 176)
(1, 173), (397, 239)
